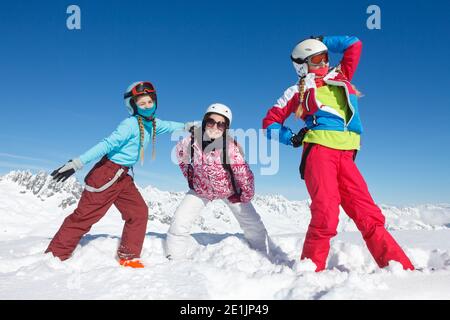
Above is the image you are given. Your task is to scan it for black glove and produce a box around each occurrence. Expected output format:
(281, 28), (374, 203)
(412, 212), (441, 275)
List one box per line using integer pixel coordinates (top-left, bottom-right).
(290, 127), (309, 148)
(51, 158), (83, 182)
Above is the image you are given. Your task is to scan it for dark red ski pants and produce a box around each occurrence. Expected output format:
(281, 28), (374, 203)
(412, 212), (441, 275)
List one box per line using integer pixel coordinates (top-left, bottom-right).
(46, 157), (148, 261)
(301, 143), (414, 272)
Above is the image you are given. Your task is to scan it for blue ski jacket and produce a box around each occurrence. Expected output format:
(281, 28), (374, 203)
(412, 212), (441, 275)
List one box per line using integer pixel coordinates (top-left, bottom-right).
(79, 116), (185, 167)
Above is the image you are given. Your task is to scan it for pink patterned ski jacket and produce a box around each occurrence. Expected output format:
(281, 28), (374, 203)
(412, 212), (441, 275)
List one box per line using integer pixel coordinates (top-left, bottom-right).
(176, 135), (255, 202)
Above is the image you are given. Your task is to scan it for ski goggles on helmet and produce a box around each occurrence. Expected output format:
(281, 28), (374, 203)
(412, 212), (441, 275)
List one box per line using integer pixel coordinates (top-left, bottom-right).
(124, 82), (156, 99)
(306, 51), (329, 66)
(205, 118), (227, 130)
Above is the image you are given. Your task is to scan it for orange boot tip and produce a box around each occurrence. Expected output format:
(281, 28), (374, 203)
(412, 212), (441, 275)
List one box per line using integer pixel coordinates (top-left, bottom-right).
(119, 258), (145, 268)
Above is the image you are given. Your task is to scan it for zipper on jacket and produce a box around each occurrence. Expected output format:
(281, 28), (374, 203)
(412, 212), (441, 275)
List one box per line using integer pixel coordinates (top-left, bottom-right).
(324, 79), (355, 131)
(305, 91), (311, 112)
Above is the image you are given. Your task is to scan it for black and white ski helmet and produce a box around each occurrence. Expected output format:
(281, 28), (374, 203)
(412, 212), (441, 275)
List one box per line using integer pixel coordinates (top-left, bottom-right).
(124, 81), (157, 115)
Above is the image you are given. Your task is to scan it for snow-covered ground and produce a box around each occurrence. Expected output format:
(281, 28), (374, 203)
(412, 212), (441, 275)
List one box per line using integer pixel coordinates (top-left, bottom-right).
(0, 170), (449, 300)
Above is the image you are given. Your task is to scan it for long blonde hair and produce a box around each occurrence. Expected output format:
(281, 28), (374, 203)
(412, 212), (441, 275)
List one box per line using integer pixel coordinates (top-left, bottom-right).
(137, 115), (157, 165)
(295, 77), (306, 119)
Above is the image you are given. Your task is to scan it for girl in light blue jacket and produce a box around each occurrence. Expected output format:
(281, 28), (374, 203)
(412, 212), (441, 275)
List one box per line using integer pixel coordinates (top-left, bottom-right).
(46, 81), (196, 268)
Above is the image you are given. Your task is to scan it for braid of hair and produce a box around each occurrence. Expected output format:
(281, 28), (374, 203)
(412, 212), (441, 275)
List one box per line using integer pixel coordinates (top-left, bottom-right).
(295, 77), (306, 119)
(151, 118), (156, 160)
(137, 115), (145, 165)
(351, 84), (363, 98)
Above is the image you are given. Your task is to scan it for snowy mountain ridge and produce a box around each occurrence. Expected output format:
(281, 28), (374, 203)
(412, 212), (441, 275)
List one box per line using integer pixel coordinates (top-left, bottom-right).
(1, 170), (449, 234)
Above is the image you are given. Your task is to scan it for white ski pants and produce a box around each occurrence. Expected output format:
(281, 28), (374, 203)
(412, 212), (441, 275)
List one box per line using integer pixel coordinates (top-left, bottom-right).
(165, 190), (269, 259)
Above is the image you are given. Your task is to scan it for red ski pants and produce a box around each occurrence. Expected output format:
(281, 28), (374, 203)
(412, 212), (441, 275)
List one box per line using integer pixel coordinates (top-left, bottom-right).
(301, 143), (414, 272)
(46, 157), (148, 261)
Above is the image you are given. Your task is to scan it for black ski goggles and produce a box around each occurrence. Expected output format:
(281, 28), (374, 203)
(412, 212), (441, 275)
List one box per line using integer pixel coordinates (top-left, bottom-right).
(124, 82), (156, 99)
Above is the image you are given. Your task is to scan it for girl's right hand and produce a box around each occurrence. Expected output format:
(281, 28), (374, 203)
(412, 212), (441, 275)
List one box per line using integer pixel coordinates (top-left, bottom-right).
(51, 158), (83, 182)
(291, 128), (309, 148)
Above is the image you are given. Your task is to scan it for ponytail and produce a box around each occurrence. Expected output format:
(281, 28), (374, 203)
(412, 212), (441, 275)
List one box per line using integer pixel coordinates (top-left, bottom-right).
(151, 118), (156, 160)
(336, 64), (364, 98)
(295, 77), (306, 119)
(138, 116), (145, 165)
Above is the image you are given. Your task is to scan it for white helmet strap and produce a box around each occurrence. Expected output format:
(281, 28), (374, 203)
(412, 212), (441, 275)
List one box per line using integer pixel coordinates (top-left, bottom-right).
(293, 62), (309, 78)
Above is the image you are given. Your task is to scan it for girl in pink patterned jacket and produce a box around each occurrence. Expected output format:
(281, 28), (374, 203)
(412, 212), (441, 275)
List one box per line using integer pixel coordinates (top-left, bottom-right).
(164, 103), (275, 260)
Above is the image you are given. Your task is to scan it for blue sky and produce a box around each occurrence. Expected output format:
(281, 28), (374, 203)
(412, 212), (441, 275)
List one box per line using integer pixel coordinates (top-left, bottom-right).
(1, 0), (449, 205)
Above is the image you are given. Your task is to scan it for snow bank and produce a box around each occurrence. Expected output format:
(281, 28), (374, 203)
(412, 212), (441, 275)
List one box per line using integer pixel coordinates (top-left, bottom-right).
(1, 170), (449, 299)
(1, 232), (449, 300)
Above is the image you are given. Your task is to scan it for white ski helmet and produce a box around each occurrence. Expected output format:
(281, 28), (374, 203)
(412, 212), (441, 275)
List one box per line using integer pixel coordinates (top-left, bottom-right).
(291, 38), (328, 77)
(204, 103), (232, 125)
(124, 81), (157, 115)
(291, 38), (328, 63)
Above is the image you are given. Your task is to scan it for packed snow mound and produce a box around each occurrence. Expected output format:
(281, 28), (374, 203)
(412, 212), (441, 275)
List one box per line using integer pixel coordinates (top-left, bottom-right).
(0, 232), (449, 299)
(1, 170), (450, 299)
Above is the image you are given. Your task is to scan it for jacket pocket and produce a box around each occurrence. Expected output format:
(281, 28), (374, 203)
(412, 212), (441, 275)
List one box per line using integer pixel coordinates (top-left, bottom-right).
(84, 161), (117, 190)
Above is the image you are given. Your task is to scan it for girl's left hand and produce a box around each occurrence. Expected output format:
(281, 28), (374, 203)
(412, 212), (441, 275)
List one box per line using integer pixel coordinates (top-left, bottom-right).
(227, 193), (241, 204)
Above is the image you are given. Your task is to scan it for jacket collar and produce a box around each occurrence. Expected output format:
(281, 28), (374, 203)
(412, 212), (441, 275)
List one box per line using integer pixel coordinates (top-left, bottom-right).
(299, 67), (341, 89)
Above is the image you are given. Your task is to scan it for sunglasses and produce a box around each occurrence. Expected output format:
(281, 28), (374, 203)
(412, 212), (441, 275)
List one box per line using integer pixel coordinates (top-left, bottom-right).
(307, 51), (329, 66)
(124, 82), (156, 99)
(205, 118), (227, 130)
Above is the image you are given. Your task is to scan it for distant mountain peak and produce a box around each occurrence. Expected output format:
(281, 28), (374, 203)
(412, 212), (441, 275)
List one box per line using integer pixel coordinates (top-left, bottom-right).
(1, 170), (449, 231)
(1, 170), (83, 208)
